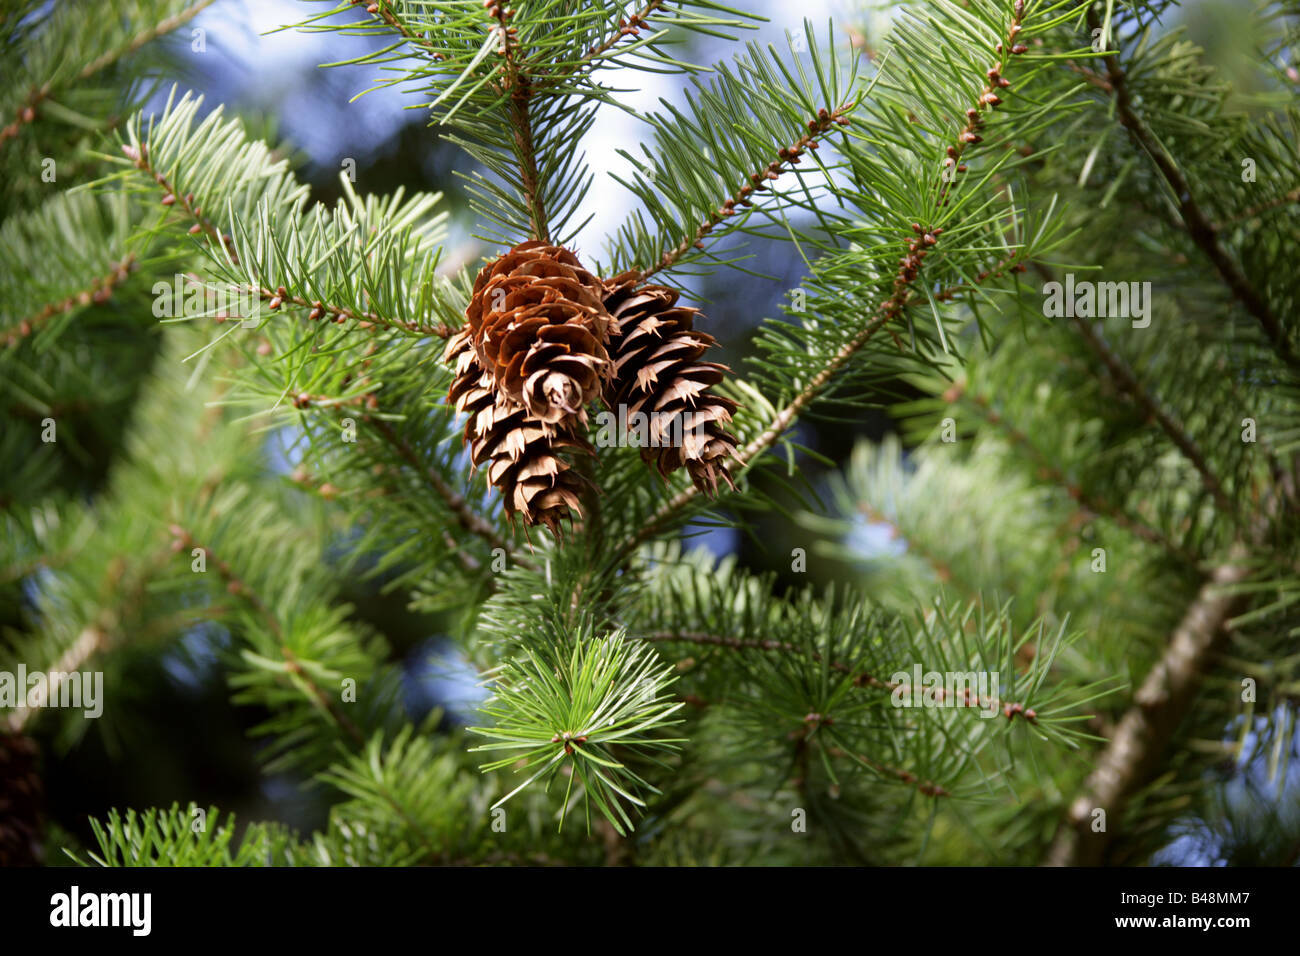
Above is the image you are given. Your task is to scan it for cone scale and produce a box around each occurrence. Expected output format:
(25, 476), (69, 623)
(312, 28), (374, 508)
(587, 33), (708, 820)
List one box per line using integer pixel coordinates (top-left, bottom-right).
(445, 244), (738, 535)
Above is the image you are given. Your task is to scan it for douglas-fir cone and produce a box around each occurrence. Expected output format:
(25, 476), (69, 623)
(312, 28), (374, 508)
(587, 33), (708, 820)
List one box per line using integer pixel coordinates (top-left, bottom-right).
(446, 241), (738, 532)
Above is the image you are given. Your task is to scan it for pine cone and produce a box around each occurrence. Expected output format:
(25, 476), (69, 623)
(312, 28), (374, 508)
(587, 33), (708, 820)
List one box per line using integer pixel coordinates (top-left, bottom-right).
(465, 240), (611, 427)
(444, 328), (590, 534)
(0, 731), (44, 866)
(602, 273), (739, 495)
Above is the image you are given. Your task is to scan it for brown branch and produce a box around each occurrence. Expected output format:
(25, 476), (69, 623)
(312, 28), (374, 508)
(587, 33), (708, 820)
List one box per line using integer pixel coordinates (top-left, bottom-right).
(1063, 59), (1112, 93)
(1045, 555), (1250, 866)
(953, 382), (1197, 564)
(79, 0), (217, 80)
(5, 627), (105, 733)
(936, 20), (1022, 209)
(541, 1), (666, 86)
(286, 420), (494, 576)
(1065, 302), (1234, 517)
(1213, 185), (1300, 231)
(366, 416), (529, 566)
(1033, 261), (1232, 516)
(3, 255), (137, 348)
(1087, 7), (1298, 372)
(934, 251), (1026, 304)
(643, 631), (1036, 722)
(1, 0), (216, 148)
(120, 144), (236, 257)
(827, 747), (950, 798)
(283, 389), (373, 413)
(638, 103), (854, 283)
(255, 286), (452, 338)
(7, 543), (173, 732)
(169, 525), (365, 746)
(485, 0), (548, 242)
(123, 145), (450, 337)
(507, 83), (547, 242)
(611, 4), (1034, 560)
(356, 0), (445, 60)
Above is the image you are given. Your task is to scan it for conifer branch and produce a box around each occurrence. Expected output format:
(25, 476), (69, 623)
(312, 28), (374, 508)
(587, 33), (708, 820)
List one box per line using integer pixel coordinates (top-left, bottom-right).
(952, 382), (1196, 564)
(300, 406), (511, 574)
(6, 541), (173, 732)
(1046, 555), (1250, 866)
(1213, 185), (1300, 230)
(540, 1), (666, 86)
(293, 460), (483, 575)
(78, 0), (215, 80)
(488, 0), (548, 242)
(355, 777), (449, 864)
(123, 143), (450, 337)
(1033, 264), (1234, 516)
(121, 142), (237, 257)
(3, 255), (137, 348)
(614, 4), (1035, 557)
(1067, 307), (1233, 516)
(638, 103), (854, 282)
(828, 747), (951, 798)
(1087, 7), (1299, 373)
(356, 0), (445, 60)
(933, 252), (1026, 304)
(643, 631), (1037, 722)
(5, 627), (104, 733)
(1063, 59), (1112, 93)
(366, 416), (524, 563)
(253, 285), (452, 338)
(0, 0), (216, 149)
(936, 12), (1022, 210)
(169, 524), (366, 746)
(508, 87), (547, 242)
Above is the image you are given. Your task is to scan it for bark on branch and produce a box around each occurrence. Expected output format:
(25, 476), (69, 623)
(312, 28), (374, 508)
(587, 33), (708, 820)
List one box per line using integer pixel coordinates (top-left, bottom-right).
(1046, 555), (1249, 866)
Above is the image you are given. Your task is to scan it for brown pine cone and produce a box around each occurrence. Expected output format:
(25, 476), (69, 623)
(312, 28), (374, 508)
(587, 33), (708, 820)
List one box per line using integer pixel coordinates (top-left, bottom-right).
(444, 328), (589, 534)
(0, 731), (44, 866)
(602, 273), (739, 496)
(465, 240), (611, 428)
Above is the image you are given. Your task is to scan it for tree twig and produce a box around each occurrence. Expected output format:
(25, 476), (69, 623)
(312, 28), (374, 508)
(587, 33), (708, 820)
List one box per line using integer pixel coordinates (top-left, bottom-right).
(637, 103), (854, 282)
(644, 630), (1037, 722)
(538, 1), (666, 88)
(3, 255), (138, 347)
(171, 525), (366, 746)
(1045, 554), (1250, 866)
(488, 0), (548, 242)
(610, 4), (1034, 561)
(1088, 7), (1298, 372)
(954, 382), (1199, 565)
(1, 0), (217, 148)
(366, 416), (531, 567)
(123, 148), (449, 337)
(1052, 281), (1234, 516)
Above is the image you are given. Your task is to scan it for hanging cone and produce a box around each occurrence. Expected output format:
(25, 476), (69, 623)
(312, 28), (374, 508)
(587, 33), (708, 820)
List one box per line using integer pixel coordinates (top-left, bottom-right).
(0, 731), (44, 866)
(464, 240), (611, 428)
(602, 273), (739, 495)
(444, 328), (590, 534)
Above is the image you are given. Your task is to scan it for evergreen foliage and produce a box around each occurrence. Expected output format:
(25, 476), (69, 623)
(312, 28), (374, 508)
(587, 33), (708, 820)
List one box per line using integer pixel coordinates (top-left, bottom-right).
(2, 0), (1298, 867)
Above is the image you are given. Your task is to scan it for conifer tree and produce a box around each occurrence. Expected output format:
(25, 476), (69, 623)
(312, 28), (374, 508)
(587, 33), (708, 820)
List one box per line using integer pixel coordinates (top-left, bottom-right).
(1, 0), (1297, 867)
